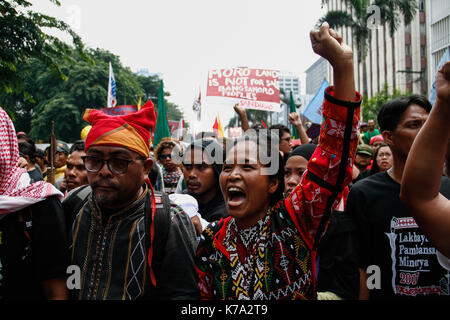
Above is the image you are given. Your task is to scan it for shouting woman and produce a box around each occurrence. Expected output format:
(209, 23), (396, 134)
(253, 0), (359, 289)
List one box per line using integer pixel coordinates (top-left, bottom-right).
(195, 23), (361, 300)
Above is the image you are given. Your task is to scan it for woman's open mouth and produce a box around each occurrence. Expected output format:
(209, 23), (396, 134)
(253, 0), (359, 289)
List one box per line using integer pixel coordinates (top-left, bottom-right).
(226, 186), (247, 207)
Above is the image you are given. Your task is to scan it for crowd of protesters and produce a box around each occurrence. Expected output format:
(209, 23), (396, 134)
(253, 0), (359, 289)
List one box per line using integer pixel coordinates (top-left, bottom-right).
(0, 23), (449, 301)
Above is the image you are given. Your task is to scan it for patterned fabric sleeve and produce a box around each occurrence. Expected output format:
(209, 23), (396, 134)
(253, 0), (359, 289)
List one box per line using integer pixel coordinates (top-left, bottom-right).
(285, 86), (361, 249)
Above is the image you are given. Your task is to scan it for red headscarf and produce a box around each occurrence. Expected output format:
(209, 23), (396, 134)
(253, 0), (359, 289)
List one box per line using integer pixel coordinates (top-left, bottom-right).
(0, 107), (63, 216)
(83, 101), (156, 157)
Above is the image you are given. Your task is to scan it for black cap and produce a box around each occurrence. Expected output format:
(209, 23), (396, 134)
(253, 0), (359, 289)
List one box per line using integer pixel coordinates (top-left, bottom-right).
(56, 140), (69, 154)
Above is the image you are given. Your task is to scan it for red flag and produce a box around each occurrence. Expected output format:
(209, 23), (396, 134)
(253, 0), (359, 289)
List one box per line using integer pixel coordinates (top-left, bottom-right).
(212, 116), (219, 135)
(261, 119), (267, 128)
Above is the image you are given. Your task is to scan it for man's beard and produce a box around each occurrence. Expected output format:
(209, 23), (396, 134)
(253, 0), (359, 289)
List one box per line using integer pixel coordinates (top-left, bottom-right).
(91, 180), (121, 210)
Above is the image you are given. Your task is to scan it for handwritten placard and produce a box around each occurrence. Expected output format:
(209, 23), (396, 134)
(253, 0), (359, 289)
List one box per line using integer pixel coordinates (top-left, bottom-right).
(206, 68), (281, 112)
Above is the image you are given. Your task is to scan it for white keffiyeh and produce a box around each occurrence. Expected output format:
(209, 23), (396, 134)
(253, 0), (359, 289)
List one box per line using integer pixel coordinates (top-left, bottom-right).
(0, 107), (63, 217)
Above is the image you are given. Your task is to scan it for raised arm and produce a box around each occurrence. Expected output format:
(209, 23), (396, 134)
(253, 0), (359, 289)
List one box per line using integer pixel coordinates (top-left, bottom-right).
(289, 112), (312, 145)
(400, 61), (450, 258)
(285, 22), (361, 248)
(233, 103), (250, 132)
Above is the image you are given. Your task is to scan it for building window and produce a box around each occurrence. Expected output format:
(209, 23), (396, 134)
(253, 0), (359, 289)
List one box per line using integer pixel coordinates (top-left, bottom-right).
(405, 23), (411, 33)
(405, 44), (411, 56)
(419, 0), (425, 11)
(420, 22), (426, 34)
(420, 45), (426, 57)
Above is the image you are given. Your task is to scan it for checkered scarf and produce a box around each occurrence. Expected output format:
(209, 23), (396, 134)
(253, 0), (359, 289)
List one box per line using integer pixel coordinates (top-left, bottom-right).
(0, 107), (63, 216)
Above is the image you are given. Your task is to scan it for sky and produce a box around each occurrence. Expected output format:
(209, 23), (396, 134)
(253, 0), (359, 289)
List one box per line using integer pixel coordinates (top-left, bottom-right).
(31, 0), (327, 133)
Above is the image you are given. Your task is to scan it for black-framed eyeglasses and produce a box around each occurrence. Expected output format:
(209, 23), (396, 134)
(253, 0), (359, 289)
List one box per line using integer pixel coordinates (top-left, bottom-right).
(81, 155), (143, 175)
(159, 154), (171, 161)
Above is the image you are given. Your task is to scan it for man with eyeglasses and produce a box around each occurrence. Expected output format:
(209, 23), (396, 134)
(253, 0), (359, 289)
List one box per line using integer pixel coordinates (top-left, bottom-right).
(63, 102), (199, 300)
(269, 124), (292, 160)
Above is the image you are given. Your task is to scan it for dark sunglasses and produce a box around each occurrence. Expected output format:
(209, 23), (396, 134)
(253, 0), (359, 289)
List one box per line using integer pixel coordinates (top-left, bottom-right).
(81, 155), (143, 175)
(159, 154), (171, 161)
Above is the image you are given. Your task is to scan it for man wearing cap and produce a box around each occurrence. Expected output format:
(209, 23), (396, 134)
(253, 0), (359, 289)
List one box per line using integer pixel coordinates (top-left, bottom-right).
(63, 101), (199, 300)
(353, 144), (373, 183)
(45, 140), (69, 189)
(181, 139), (229, 223)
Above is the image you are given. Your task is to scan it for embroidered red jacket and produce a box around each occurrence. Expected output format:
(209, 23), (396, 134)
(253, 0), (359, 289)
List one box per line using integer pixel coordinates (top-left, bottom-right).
(196, 87), (362, 300)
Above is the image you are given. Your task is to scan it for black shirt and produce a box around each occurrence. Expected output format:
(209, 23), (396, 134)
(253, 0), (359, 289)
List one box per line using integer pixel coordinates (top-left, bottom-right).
(317, 210), (360, 299)
(0, 196), (68, 300)
(28, 168), (43, 183)
(347, 171), (450, 299)
(196, 192), (229, 222)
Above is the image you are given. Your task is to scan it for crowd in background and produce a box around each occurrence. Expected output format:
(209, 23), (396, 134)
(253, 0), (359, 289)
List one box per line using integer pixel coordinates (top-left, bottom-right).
(1, 23), (449, 301)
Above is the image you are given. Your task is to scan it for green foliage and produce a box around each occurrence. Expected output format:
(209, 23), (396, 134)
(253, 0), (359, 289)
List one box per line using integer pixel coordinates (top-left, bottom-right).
(29, 95), (80, 141)
(361, 83), (408, 123)
(374, 0), (418, 36)
(1, 47), (184, 142)
(0, 0), (87, 97)
(0, 0), (186, 141)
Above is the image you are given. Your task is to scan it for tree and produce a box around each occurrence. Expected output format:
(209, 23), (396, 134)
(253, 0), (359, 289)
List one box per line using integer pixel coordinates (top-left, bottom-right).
(361, 83), (408, 123)
(317, 0), (371, 97)
(317, 0), (418, 96)
(0, 0), (87, 97)
(1, 47), (185, 141)
(374, 0), (418, 91)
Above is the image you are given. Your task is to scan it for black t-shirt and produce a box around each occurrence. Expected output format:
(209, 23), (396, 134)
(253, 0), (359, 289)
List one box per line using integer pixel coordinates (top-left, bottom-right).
(0, 196), (68, 300)
(317, 210), (360, 299)
(347, 171), (450, 299)
(28, 168), (43, 183)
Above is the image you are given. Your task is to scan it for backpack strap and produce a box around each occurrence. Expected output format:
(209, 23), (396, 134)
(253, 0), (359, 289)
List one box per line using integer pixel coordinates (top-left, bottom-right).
(63, 185), (91, 234)
(144, 180), (171, 289)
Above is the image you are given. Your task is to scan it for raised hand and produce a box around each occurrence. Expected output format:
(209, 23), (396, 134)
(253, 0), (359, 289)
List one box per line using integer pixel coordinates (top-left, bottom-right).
(233, 103), (246, 117)
(288, 112), (302, 128)
(310, 22), (353, 67)
(436, 61), (450, 104)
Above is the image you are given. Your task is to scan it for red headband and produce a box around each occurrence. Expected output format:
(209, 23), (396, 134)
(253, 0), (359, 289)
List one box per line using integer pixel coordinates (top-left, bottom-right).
(83, 101), (156, 157)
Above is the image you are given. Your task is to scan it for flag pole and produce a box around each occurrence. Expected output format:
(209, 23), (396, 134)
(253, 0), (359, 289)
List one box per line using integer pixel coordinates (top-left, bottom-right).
(48, 121), (56, 185)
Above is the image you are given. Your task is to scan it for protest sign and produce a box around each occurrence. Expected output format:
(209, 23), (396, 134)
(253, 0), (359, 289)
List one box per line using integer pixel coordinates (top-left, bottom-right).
(206, 68), (281, 112)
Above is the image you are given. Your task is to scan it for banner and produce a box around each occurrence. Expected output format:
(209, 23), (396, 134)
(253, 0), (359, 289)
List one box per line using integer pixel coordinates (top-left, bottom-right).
(101, 105), (137, 116)
(168, 120), (183, 134)
(303, 78), (329, 124)
(206, 67), (280, 112)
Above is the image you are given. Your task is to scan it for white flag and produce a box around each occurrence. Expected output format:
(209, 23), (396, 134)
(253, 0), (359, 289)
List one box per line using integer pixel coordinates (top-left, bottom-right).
(192, 88), (201, 121)
(107, 62), (117, 108)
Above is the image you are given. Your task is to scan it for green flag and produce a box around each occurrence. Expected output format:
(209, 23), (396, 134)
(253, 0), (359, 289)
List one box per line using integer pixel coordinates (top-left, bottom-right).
(153, 80), (170, 146)
(290, 91), (299, 139)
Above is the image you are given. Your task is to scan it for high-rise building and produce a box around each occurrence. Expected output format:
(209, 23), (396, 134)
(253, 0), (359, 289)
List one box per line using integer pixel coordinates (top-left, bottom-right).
(323, 0), (429, 97)
(426, 0), (450, 86)
(276, 71), (303, 126)
(305, 57), (331, 96)
(279, 71), (301, 99)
